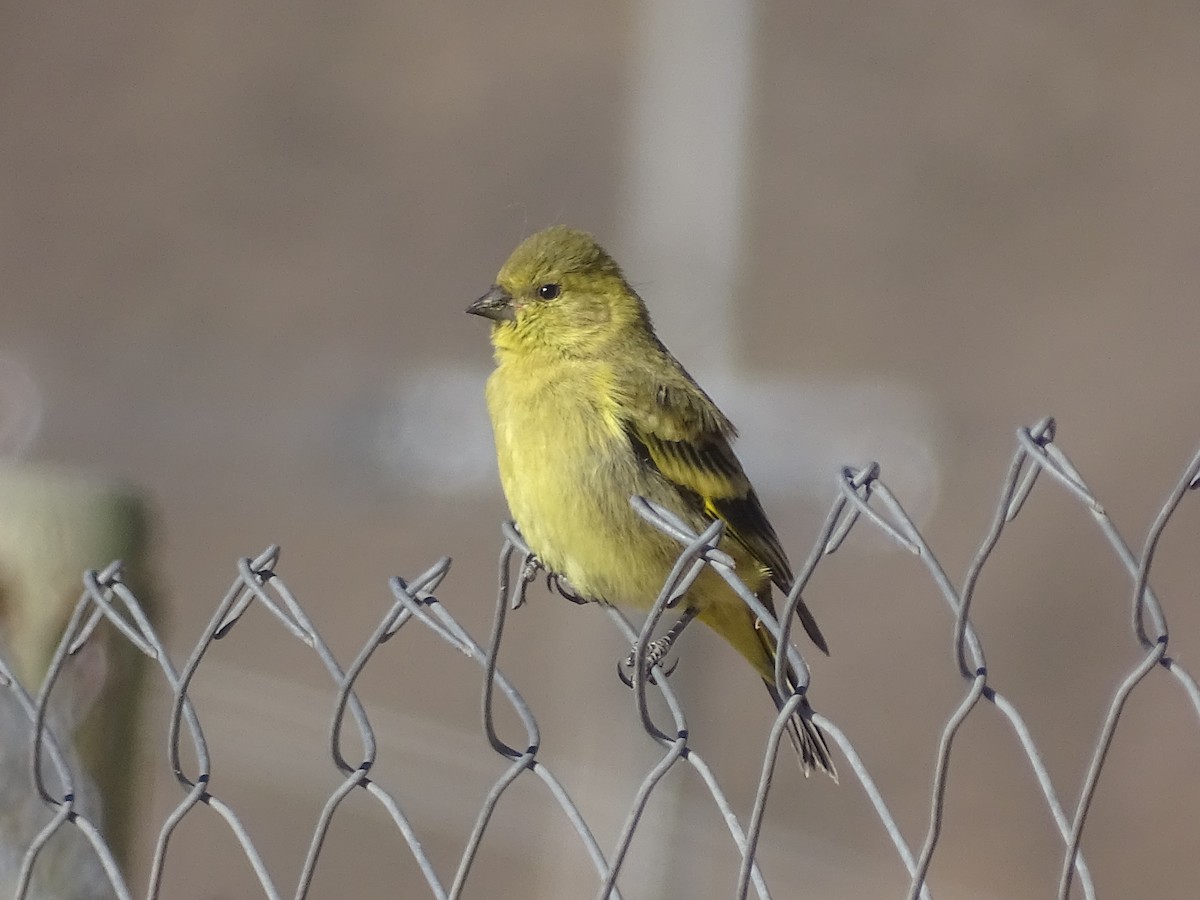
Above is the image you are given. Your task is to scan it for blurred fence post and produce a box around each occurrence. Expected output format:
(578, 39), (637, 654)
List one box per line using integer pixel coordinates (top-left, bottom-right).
(0, 464), (157, 880)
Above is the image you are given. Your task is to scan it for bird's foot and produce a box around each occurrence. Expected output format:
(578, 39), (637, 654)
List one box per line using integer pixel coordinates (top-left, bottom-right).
(617, 632), (684, 687)
(618, 639), (680, 687)
(509, 554), (543, 610)
(616, 606), (699, 687)
(518, 555), (542, 585)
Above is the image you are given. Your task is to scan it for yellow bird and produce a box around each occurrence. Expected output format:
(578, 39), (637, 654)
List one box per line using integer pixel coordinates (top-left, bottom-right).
(468, 225), (834, 777)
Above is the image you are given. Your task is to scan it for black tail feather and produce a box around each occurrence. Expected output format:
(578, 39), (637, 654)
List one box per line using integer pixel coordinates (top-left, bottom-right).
(763, 679), (838, 781)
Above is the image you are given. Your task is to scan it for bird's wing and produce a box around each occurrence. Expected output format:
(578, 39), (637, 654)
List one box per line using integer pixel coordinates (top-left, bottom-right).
(619, 357), (794, 593)
(618, 349), (830, 656)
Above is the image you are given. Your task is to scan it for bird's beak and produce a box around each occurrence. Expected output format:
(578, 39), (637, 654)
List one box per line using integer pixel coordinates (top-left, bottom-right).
(466, 285), (515, 322)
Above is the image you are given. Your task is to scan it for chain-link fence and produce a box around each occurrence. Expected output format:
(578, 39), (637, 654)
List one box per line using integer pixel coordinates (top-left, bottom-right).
(2, 416), (1198, 899)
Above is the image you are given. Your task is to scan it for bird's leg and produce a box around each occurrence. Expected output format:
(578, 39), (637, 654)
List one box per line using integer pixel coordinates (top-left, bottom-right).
(519, 554), (542, 585)
(618, 606), (699, 687)
(508, 553), (543, 610)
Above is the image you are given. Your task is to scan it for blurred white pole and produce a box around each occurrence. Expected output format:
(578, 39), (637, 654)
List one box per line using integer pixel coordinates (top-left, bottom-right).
(574, 3), (760, 898)
(619, 0), (758, 374)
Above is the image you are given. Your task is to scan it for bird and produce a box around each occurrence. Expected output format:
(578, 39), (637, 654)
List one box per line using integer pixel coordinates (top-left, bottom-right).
(467, 225), (835, 778)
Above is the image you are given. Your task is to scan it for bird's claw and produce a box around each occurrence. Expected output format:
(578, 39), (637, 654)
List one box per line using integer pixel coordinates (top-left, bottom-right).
(546, 572), (589, 605)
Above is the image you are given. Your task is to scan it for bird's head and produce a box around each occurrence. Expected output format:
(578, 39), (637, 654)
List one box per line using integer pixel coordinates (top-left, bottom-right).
(467, 226), (651, 358)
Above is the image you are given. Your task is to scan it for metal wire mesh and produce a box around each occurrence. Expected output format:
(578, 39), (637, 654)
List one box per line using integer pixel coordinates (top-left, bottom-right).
(1, 416), (1198, 899)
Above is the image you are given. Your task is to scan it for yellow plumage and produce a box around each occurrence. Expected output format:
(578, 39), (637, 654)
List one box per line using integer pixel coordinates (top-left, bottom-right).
(468, 225), (834, 778)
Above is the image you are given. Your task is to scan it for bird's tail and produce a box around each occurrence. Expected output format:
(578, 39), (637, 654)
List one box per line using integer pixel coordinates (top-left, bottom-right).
(698, 583), (836, 778)
(762, 677), (837, 781)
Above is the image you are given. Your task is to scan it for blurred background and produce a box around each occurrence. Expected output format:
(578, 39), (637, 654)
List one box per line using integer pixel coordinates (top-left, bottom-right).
(2, 1), (1199, 897)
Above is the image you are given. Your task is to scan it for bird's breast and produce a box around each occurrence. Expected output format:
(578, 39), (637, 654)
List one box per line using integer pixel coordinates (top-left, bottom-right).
(484, 360), (676, 604)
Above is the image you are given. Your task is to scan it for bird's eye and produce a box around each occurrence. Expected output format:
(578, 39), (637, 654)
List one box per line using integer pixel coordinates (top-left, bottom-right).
(538, 283), (561, 300)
